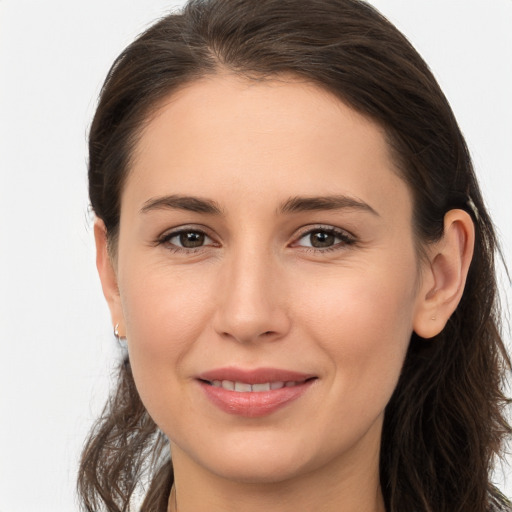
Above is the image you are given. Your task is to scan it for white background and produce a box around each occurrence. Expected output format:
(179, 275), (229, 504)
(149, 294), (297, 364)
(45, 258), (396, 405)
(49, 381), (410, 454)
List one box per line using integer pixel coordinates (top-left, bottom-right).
(0, 1), (511, 510)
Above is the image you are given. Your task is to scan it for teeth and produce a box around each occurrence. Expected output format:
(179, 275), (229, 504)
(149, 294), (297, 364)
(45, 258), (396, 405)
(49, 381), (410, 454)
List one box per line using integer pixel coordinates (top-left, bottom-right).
(234, 382), (252, 392)
(221, 380), (234, 391)
(252, 383), (271, 392)
(209, 380), (300, 392)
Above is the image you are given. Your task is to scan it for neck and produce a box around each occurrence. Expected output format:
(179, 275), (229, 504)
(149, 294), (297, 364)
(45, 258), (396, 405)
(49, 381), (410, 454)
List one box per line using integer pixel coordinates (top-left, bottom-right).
(167, 431), (386, 512)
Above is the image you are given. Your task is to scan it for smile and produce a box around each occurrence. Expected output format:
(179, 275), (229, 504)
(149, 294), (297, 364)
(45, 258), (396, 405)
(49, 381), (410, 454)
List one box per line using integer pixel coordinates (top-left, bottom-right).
(207, 380), (306, 392)
(197, 368), (317, 417)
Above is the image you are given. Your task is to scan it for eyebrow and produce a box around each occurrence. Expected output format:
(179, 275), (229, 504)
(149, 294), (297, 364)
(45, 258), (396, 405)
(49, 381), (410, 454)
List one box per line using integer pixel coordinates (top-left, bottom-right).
(139, 193), (379, 217)
(140, 195), (223, 215)
(279, 195), (379, 216)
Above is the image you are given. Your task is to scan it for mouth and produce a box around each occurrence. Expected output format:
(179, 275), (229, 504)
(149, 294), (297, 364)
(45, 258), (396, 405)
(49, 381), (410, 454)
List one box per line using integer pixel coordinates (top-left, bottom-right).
(196, 368), (317, 417)
(201, 377), (316, 393)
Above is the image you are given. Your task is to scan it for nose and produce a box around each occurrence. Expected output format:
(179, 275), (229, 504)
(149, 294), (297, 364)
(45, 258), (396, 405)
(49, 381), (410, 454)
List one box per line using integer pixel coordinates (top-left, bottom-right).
(212, 248), (291, 344)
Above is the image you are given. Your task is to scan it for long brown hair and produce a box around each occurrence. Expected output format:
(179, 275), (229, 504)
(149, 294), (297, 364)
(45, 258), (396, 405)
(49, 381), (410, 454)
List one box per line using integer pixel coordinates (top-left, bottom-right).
(79, 1), (511, 510)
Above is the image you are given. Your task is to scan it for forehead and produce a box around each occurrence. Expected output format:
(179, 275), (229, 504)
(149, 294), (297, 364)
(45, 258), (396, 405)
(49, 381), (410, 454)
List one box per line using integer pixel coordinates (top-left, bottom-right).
(125, 74), (410, 219)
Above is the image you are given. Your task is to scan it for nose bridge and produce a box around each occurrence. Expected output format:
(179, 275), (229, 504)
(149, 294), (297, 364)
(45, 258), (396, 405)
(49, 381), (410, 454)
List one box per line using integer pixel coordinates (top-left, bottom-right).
(214, 239), (289, 343)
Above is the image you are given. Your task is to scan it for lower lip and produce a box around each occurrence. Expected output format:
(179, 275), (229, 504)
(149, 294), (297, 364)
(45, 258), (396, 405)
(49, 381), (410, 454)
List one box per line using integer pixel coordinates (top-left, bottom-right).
(199, 380), (315, 418)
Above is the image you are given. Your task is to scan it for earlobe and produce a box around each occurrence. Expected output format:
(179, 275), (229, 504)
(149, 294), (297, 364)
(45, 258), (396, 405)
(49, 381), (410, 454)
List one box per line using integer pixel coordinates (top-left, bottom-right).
(413, 209), (475, 339)
(94, 219), (126, 336)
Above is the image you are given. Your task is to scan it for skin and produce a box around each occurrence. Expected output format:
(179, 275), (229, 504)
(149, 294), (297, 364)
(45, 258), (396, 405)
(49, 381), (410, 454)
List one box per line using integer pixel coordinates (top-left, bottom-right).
(95, 74), (474, 512)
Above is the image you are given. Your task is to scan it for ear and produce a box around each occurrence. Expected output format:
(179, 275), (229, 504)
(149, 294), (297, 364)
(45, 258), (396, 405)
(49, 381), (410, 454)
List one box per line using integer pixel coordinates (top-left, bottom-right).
(94, 219), (126, 337)
(413, 209), (475, 339)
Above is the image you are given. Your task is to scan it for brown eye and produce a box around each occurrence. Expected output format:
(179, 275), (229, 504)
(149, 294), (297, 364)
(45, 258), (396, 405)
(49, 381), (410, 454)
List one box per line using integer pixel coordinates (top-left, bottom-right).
(160, 229), (214, 251)
(179, 231), (205, 248)
(294, 227), (355, 251)
(309, 231), (335, 248)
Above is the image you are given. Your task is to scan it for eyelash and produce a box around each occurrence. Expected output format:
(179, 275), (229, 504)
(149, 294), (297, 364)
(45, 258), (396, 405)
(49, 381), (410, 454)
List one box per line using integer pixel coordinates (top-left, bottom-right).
(293, 226), (356, 253)
(156, 226), (217, 254)
(156, 225), (357, 254)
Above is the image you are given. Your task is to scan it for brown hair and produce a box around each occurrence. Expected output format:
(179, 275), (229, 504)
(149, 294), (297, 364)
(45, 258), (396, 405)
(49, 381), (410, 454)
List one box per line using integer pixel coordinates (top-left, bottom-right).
(79, 1), (511, 510)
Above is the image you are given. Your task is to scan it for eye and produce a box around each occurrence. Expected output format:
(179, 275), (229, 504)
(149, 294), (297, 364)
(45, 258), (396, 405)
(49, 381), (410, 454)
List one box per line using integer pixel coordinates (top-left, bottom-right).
(158, 228), (215, 251)
(294, 227), (355, 250)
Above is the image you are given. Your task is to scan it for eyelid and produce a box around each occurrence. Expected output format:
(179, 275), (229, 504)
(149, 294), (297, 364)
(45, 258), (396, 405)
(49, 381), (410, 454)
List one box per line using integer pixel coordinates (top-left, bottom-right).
(154, 223), (356, 252)
(156, 224), (218, 250)
(291, 225), (357, 250)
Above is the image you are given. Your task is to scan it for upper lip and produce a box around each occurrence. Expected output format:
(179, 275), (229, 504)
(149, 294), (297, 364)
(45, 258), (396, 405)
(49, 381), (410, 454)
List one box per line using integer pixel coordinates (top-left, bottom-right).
(197, 367), (316, 384)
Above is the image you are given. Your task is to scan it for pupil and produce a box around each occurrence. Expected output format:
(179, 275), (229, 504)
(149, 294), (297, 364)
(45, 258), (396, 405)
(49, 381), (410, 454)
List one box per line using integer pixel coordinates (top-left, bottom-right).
(311, 231), (334, 248)
(180, 232), (205, 248)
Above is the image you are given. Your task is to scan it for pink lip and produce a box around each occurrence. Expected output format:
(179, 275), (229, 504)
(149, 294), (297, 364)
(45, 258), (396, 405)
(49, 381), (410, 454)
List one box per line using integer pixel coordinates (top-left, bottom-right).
(197, 367), (317, 418)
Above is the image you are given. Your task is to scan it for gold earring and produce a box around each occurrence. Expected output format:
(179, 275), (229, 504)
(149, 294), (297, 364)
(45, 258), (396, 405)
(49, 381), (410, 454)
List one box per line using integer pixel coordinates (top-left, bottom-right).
(114, 323), (121, 340)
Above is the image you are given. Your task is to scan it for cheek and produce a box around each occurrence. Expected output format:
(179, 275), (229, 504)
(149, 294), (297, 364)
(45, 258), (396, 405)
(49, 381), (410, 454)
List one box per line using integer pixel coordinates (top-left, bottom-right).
(296, 260), (417, 398)
(292, 269), (417, 455)
(121, 259), (215, 341)
(118, 261), (217, 405)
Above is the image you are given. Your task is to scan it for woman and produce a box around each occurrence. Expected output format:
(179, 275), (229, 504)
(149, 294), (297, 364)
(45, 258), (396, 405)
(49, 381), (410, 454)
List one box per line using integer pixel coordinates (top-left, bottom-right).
(78, 0), (511, 511)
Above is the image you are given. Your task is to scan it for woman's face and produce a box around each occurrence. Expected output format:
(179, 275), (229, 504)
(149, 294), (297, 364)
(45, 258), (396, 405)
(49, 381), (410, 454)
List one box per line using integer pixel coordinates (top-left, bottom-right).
(104, 75), (431, 484)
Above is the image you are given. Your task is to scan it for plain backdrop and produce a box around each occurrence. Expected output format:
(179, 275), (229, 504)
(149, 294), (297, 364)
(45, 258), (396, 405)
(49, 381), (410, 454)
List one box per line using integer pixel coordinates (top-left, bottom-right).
(0, 1), (511, 510)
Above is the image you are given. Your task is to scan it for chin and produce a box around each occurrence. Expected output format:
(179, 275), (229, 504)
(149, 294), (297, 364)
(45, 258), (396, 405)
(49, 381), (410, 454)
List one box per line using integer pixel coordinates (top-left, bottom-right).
(206, 454), (310, 485)
(184, 433), (328, 485)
